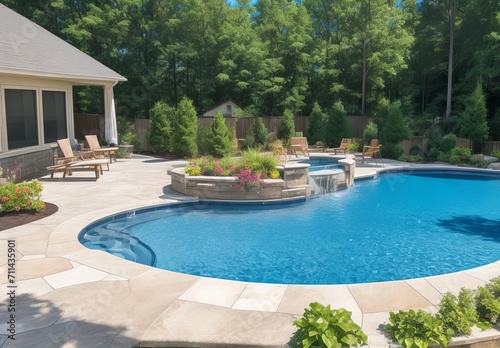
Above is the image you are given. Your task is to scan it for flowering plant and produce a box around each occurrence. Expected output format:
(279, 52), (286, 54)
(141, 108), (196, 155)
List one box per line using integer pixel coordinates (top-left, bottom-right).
(236, 169), (263, 191)
(185, 156), (239, 176)
(0, 180), (44, 213)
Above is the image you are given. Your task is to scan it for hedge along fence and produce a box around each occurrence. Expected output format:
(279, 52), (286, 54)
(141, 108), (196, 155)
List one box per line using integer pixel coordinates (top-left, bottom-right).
(400, 136), (473, 155)
(134, 115), (372, 151)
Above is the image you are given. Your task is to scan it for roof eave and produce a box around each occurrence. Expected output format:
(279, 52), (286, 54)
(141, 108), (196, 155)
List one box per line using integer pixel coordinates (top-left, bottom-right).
(0, 68), (127, 84)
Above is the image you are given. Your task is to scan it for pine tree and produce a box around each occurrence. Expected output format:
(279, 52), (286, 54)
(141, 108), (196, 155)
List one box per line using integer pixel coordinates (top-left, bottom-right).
(460, 81), (489, 149)
(277, 109), (295, 146)
(171, 97), (198, 158)
(325, 101), (351, 147)
(252, 117), (269, 148)
(209, 112), (234, 158)
(149, 101), (173, 153)
(307, 102), (327, 145)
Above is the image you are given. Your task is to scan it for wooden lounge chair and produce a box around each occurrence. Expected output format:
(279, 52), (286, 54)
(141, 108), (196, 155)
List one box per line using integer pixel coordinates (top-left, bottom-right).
(85, 135), (118, 163)
(289, 137), (310, 157)
(362, 139), (384, 166)
(47, 138), (110, 180)
(331, 138), (352, 156)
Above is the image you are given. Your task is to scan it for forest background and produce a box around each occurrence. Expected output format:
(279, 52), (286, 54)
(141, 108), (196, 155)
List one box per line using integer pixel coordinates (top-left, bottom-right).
(2, 0), (499, 140)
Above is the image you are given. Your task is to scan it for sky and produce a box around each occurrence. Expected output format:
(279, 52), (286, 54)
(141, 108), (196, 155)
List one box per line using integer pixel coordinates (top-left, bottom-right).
(226, 0), (258, 7)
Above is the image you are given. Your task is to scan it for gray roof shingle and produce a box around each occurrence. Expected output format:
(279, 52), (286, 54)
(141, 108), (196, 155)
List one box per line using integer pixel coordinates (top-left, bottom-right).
(0, 4), (126, 83)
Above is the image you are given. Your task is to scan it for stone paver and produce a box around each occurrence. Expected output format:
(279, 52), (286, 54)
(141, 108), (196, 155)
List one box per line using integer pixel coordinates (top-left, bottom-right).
(0, 155), (499, 347)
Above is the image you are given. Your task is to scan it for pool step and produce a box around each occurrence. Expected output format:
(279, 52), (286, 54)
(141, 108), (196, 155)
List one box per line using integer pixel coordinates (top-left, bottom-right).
(282, 185), (310, 199)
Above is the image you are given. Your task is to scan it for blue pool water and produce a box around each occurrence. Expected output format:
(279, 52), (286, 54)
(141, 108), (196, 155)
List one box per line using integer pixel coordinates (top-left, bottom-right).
(79, 169), (500, 285)
(299, 157), (339, 171)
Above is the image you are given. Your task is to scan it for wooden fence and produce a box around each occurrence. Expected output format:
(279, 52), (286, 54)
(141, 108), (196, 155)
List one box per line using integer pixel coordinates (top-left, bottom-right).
(74, 113), (104, 142)
(482, 141), (500, 154)
(400, 136), (473, 155)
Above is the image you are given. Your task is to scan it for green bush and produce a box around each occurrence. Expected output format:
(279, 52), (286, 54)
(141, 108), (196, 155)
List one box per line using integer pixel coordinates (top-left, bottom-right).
(381, 101), (411, 144)
(149, 101), (172, 153)
(185, 156), (239, 177)
(491, 150), (500, 159)
(468, 157), (490, 168)
(171, 97), (198, 158)
(117, 117), (143, 152)
(239, 149), (279, 175)
(0, 180), (44, 213)
(208, 112), (234, 158)
(449, 147), (471, 165)
(363, 121), (378, 147)
(476, 277), (500, 325)
(326, 101), (351, 148)
(399, 154), (422, 163)
(278, 109), (295, 146)
(197, 125), (212, 155)
(292, 302), (368, 348)
(252, 117), (270, 149)
(385, 309), (452, 348)
(307, 102), (327, 145)
(409, 145), (422, 156)
(381, 143), (403, 160)
(437, 151), (451, 163)
(460, 81), (489, 145)
(440, 134), (457, 154)
(437, 289), (478, 336)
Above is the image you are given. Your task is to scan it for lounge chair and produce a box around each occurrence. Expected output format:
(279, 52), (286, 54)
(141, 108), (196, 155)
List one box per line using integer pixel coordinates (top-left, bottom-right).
(330, 138), (352, 156)
(47, 138), (110, 180)
(85, 135), (118, 163)
(289, 137), (310, 157)
(362, 139), (384, 166)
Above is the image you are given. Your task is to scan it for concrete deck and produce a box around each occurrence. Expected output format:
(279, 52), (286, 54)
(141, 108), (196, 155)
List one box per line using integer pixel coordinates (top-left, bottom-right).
(1, 155), (499, 347)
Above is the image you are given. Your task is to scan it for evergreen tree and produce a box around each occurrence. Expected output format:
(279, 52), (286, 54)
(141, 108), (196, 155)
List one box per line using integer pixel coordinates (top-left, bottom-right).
(325, 101), (351, 147)
(307, 102), (327, 145)
(363, 121), (379, 146)
(149, 101), (173, 153)
(460, 81), (489, 149)
(381, 101), (411, 159)
(277, 109), (295, 146)
(209, 112), (234, 158)
(171, 97), (198, 158)
(252, 117), (269, 148)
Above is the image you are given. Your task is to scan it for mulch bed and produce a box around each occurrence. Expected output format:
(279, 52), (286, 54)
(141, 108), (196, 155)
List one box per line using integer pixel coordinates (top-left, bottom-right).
(0, 202), (59, 231)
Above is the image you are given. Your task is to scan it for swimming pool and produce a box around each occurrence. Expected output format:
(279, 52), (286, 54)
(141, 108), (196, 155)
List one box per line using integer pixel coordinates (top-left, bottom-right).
(79, 168), (500, 285)
(299, 157), (339, 171)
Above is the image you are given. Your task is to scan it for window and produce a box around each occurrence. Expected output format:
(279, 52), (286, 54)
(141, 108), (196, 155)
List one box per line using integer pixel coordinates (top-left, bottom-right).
(5, 89), (38, 150)
(42, 91), (67, 143)
(226, 104), (232, 114)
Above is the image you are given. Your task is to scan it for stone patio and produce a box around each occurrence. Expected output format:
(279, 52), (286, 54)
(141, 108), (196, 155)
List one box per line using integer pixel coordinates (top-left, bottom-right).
(0, 154), (499, 347)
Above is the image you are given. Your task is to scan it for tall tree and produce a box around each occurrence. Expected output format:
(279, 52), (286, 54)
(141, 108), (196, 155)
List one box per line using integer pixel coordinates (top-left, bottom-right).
(460, 81), (489, 150)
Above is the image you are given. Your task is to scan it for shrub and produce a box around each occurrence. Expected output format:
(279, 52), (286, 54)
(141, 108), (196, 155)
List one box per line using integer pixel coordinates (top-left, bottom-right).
(409, 145), (422, 156)
(449, 147), (471, 165)
(476, 277), (500, 325)
(0, 180), (44, 213)
(399, 154), (422, 163)
(460, 81), (489, 145)
(468, 157), (490, 168)
(385, 309), (452, 348)
(381, 101), (411, 144)
(326, 101), (351, 148)
(185, 156), (238, 177)
(307, 102), (327, 145)
(437, 289), (478, 336)
(239, 149), (279, 176)
(363, 121), (378, 148)
(491, 150), (500, 159)
(346, 140), (360, 153)
(149, 101), (172, 153)
(440, 134), (457, 154)
(171, 97), (198, 158)
(196, 125), (212, 155)
(381, 143), (403, 160)
(252, 117), (269, 149)
(118, 117), (143, 152)
(278, 109), (295, 146)
(209, 112), (234, 158)
(292, 302), (368, 348)
(437, 151), (451, 163)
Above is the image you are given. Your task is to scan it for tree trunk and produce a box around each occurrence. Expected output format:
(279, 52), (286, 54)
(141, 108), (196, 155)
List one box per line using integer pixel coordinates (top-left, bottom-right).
(445, 0), (455, 120)
(361, 39), (367, 115)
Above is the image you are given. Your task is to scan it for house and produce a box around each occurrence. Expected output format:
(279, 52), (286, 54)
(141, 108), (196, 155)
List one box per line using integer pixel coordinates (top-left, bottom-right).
(0, 3), (126, 180)
(202, 100), (241, 117)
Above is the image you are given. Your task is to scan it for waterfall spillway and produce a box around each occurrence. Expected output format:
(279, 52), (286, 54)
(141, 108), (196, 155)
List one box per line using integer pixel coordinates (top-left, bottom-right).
(308, 169), (346, 195)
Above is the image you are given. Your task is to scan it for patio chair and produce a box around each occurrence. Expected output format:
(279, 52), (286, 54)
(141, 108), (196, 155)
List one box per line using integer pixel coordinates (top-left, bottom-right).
(85, 134), (118, 163)
(331, 138), (352, 157)
(362, 139), (384, 166)
(289, 137), (310, 157)
(47, 138), (110, 180)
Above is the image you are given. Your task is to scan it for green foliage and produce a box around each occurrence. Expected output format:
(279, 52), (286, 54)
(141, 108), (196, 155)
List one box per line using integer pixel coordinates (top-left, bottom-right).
(476, 277), (500, 325)
(491, 150), (500, 159)
(363, 121), (379, 147)
(381, 143), (404, 160)
(118, 116), (143, 152)
(252, 118), (270, 149)
(292, 302), (368, 348)
(409, 145), (422, 156)
(437, 289), (478, 336)
(449, 147), (471, 165)
(381, 101), (411, 144)
(278, 109), (295, 146)
(208, 112), (234, 158)
(0, 180), (44, 213)
(326, 101), (351, 148)
(197, 125), (212, 155)
(491, 109), (500, 141)
(307, 102), (327, 145)
(171, 97), (198, 158)
(385, 309), (453, 348)
(185, 156), (239, 177)
(440, 134), (457, 154)
(460, 81), (489, 145)
(149, 101), (173, 153)
(346, 140), (360, 153)
(239, 149), (279, 176)
(398, 154), (422, 163)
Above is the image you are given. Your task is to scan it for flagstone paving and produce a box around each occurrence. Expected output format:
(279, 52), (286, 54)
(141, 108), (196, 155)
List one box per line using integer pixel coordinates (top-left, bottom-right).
(0, 154), (499, 347)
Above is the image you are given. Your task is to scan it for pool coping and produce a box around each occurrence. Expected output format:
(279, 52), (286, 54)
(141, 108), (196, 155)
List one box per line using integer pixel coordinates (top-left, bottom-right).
(1, 155), (500, 347)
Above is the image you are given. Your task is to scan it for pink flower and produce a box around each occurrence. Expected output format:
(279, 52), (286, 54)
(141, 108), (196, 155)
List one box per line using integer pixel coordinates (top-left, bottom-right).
(214, 158), (219, 162)
(229, 166), (236, 172)
(27, 201), (32, 205)
(24, 188), (29, 193)
(1, 197), (8, 202)
(14, 206), (20, 211)
(215, 166), (223, 174)
(16, 188), (21, 194)
(237, 183), (243, 189)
